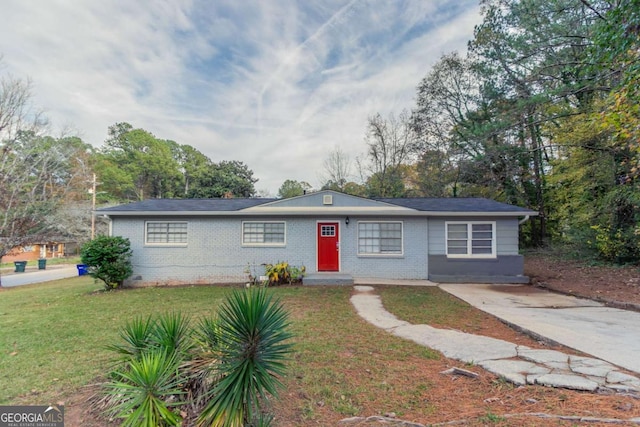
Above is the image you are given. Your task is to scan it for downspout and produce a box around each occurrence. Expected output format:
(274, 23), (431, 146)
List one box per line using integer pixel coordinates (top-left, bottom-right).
(518, 215), (530, 225)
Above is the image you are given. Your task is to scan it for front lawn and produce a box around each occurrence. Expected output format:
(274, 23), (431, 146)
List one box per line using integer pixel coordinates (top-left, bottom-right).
(0, 280), (440, 407)
(0, 278), (636, 426)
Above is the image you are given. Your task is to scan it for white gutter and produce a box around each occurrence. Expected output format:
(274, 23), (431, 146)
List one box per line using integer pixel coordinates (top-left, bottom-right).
(100, 209), (539, 218)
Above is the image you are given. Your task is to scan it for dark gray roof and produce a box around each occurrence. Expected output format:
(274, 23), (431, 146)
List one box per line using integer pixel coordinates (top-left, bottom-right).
(376, 197), (534, 213)
(98, 194), (536, 216)
(98, 198), (275, 212)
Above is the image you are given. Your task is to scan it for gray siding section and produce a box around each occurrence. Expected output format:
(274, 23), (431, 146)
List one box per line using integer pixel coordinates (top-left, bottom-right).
(428, 255), (528, 283)
(112, 215), (429, 285)
(426, 217), (526, 283)
(427, 217), (520, 256)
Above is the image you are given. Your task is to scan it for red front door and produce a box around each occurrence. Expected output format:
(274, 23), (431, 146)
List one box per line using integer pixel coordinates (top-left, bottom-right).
(317, 222), (339, 271)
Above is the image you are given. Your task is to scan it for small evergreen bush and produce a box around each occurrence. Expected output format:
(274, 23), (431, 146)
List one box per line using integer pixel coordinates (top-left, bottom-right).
(80, 235), (133, 290)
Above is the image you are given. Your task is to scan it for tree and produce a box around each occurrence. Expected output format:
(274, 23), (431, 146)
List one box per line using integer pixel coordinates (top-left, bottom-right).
(362, 111), (415, 197)
(319, 147), (352, 192)
(0, 64), (95, 285)
(80, 235), (133, 290)
(98, 124), (260, 201)
(187, 160), (258, 198)
(411, 52), (480, 197)
(463, 0), (627, 245)
(277, 179), (311, 198)
(411, 150), (459, 197)
(171, 143), (212, 196)
(100, 123), (183, 201)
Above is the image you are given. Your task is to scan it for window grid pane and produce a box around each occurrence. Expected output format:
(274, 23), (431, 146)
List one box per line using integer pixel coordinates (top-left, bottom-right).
(358, 222), (402, 254)
(321, 225), (335, 237)
(447, 223), (494, 257)
(243, 222), (285, 244)
(471, 223), (493, 254)
(146, 222), (187, 244)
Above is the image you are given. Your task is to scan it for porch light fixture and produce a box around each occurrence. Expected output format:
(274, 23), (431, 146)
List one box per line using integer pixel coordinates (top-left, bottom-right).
(345, 216), (350, 225)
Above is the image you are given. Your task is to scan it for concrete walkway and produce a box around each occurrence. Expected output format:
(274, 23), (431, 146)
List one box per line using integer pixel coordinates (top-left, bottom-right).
(351, 285), (640, 393)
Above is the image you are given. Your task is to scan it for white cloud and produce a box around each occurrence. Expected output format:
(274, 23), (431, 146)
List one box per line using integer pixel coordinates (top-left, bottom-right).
(1, 0), (481, 194)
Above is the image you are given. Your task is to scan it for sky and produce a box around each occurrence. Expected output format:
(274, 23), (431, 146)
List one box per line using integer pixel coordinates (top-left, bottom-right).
(1, 0), (481, 195)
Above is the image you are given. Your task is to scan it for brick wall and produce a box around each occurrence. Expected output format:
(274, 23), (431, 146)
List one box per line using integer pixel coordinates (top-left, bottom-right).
(112, 215), (432, 285)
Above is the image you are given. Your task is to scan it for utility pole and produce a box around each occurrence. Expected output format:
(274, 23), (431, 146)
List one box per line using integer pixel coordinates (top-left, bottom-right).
(91, 173), (97, 239)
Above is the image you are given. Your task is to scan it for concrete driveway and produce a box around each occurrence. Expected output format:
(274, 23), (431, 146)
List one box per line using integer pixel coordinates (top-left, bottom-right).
(439, 283), (640, 375)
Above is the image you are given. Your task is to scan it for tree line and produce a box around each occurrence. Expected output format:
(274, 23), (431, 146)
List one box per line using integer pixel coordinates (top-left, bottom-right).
(2, 0), (639, 267)
(280, 0), (639, 263)
(0, 68), (258, 269)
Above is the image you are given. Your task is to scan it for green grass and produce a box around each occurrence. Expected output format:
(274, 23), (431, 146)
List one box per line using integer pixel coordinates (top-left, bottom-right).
(377, 285), (487, 327)
(0, 280), (449, 421)
(0, 278), (232, 404)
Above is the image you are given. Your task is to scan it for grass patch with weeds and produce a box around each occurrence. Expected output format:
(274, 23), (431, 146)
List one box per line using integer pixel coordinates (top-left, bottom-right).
(2, 280), (630, 426)
(0, 281), (445, 422)
(377, 285), (487, 330)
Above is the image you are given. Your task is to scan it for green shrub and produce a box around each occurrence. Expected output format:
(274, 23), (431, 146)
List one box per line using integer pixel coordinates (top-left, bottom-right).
(101, 289), (293, 426)
(263, 262), (305, 286)
(590, 225), (640, 263)
(80, 235), (133, 290)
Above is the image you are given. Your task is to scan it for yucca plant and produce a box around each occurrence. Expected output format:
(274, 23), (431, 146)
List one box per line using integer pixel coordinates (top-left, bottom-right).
(153, 311), (193, 357)
(107, 315), (157, 360)
(184, 316), (225, 414)
(104, 350), (185, 427)
(193, 316), (223, 353)
(197, 287), (293, 427)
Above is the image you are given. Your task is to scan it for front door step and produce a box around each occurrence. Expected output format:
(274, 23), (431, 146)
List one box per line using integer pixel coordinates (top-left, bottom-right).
(304, 273), (353, 286)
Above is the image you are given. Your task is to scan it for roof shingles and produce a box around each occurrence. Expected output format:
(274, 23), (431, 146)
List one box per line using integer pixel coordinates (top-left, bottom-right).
(98, 195), (535, 215)
(98, 198), (275, 212)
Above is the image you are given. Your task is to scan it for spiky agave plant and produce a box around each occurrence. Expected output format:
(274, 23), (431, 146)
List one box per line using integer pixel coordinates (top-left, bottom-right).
(104, 349), (185, 427)
(197, 287), (293, 427)
(106, 315), (157, 361)
(153, 311), (194, 357)
(183, 315), (225, 415)
(101, 313), (193, 425)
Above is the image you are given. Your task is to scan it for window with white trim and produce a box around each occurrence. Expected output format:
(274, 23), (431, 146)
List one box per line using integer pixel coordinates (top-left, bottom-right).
(358, 221), (403, 255)
(446, 221), (496, 258)
(145, 221), (188, 245)
(242, 221), (286, 245)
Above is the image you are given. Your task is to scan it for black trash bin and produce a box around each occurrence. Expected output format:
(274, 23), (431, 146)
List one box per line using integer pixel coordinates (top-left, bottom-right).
(38, 259), (47, 270)
(76, 264), (88, 276)
(14, 261), (27, 273)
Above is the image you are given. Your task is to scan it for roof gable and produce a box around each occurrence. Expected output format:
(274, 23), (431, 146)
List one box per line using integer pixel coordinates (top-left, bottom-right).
(247, 190), (398, 209)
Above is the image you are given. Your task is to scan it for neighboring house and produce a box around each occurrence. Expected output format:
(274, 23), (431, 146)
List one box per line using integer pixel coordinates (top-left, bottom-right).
(3, 240), (78, 263)
(98, 190), (537, 286)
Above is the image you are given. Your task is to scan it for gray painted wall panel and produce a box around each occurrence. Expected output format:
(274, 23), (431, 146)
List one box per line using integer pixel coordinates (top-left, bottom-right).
(112, 215), (430, 285)
(428, 255), (528, 283)
(427, 217), (520, 256)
